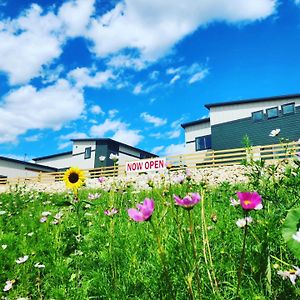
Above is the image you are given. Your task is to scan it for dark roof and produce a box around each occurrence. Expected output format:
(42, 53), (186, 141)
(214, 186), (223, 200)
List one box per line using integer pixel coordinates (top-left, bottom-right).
(0, 156), (57, 171)
(181, 117), (210, 129)
(33, 151), (72, 161)
(205, 93), (300, 109)
(71, 138), (158, 157)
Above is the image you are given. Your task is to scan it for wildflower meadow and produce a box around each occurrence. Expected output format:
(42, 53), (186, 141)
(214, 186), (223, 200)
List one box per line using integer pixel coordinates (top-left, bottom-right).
(0, 154), (300, 299)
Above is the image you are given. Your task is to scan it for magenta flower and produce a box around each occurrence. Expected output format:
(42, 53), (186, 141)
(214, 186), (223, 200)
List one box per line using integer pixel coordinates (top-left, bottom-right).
(104, 208), (118, 216)
(128, 198), (154, 222)
(174, 193), (201, 209)
(98, 177), (105, 183)
(237, 191), (263, 210)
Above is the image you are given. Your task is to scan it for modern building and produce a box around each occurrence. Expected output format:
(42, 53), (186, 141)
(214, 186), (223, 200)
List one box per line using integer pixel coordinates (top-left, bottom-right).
(33, 138), (157, 170)
(0, 156), (57, 180)
(182, 94), (300, 153)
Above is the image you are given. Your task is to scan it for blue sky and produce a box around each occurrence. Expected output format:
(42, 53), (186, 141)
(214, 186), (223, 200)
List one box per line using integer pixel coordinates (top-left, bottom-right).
(0, 0), (300, 160)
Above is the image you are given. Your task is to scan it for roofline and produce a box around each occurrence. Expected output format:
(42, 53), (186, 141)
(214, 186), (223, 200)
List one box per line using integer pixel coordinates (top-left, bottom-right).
(181, 117), (210, 129)
(71, 138), (158, 157)
(0, 156), (57, 171)
(204, 93), (300, 109)
(33, 151), (72, 161)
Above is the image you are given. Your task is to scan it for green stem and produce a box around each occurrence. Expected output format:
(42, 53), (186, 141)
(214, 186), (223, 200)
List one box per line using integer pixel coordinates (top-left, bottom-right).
(188, 210), (202, 299)
(236, 216), (249, 297)
(150, 220), (175, 299)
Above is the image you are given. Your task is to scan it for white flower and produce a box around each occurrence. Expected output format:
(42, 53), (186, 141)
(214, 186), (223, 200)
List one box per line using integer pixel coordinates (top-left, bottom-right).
(54, 212), (63, 220)
(3, 280), (14, 292)
(2, 244), (7, 250)
(99, 156), (106, 161)
(40, 217), (48, 223)
(277, 266), (300, 285)
(16, 255), (29, 264)
(236, 219), (247, 228)
(0, 211), (6, 215)
(109, 153), (119, 162)
(41, 211), (51, 217)
(269, 128), (280, 137)
(292, 229), (300, 243)
(230, 197), (240, 206)
(88, 193), (100, 200)
(34, 262), (45, 269)
(27, 232), (34, 237)
(236, 217), (253, 228)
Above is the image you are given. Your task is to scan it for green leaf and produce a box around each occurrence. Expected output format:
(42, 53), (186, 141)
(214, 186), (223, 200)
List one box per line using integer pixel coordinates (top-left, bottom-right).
(282, 207), (300, 259)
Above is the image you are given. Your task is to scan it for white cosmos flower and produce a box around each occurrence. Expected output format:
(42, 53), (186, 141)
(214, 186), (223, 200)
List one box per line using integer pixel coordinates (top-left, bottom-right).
(41, 211), (51, 217)
(109, 153), (119, 162)
(292, 229), (300, 243)
(16, 255), (29, 264)
(278, 266), (300, 285)
(0, 211), (6, 215)
(236, 217), (253, 228)
(34, 262), (45, 268)
(3, 280), (14, 292)
(2, 244), (7, 250)
(269, 128), (280, 137)
(230, 197), (240, 206)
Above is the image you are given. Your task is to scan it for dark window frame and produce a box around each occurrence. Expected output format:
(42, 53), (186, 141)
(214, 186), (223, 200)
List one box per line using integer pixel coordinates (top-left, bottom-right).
(195, 135), (212, 151)
(266, 106), (279, 119)
(252, 110), (264, 122)
(84, 147), (92, 159)
(281, 102), (295, 115)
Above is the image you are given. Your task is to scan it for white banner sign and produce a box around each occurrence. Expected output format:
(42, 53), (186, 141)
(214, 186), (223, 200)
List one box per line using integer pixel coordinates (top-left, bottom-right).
(126, 157), (166, 173)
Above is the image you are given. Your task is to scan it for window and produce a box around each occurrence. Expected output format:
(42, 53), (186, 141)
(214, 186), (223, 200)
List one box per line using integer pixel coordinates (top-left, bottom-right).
(195, 135), (212, 151)
(282, 103), (295, 115)
(252, 110), (264, 122)
(84, 147), (91, 159)
(266, 107), (279, 119)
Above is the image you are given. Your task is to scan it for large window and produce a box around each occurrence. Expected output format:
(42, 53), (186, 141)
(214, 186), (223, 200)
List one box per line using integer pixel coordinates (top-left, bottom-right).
(266, 107), (279, 119)
(84, 147), (91, 159)
(195, 135), (212, 151)
(252, 110), (264, 122)
(282, 103), (295, 115)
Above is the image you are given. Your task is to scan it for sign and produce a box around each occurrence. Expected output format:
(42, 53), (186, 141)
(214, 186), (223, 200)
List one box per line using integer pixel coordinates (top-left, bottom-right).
(126, 157), (166, 173)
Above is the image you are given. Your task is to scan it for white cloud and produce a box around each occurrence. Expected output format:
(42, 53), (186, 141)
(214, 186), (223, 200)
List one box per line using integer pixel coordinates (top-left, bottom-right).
(164, 143), (186, 156)
(169, 74), (180, 85)
(90, 105), (105, 115)
(151, 145), (164, 154)
(24, 134), (42, 142)
(108, 109), (119, 118)
(112, 128), (143, 146)
(295, 0), (300, 5)
(0, 79), (84, 143)
(166, 129), (181, 139)
(68, 67), (115, 88)
(133, 83), (143, 95)
(0, 1), (95, 85)
(87, 0), (276, 63)
(58, 141), (72, 150)
(58, 0), (95, 37)
(140, 112), (167, 127)
(90, 118), (143, 147)
(149, 70), (159, 80)
(107, 54), (146, 70)
(188, 69), (209, 84)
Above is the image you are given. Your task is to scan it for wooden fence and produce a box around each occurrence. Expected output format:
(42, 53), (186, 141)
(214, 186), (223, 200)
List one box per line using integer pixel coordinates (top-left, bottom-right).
(0, 141), (299, 185)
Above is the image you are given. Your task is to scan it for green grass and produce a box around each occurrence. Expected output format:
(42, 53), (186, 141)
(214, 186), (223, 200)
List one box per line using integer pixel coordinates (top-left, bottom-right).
(0, 158), (300, 299)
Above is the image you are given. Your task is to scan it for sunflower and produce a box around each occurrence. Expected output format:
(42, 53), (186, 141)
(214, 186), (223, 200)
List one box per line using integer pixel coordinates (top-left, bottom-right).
(63, 167), (85, 190)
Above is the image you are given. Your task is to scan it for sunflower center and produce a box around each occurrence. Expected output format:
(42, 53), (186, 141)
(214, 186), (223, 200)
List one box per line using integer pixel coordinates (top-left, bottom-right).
(68, 172), (79, 183)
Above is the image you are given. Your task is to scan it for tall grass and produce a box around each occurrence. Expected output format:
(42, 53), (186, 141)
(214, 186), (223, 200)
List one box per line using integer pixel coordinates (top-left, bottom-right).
(0, 157), (300, 299)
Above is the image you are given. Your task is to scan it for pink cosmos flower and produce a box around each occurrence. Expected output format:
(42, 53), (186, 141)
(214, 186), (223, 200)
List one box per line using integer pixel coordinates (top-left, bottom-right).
(98, 177), (105, 183)
(128, 198), (154, 222)
(104, 208), (119, 217)
(174, 193), (201, 209)
(237, 191), (263, 210)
